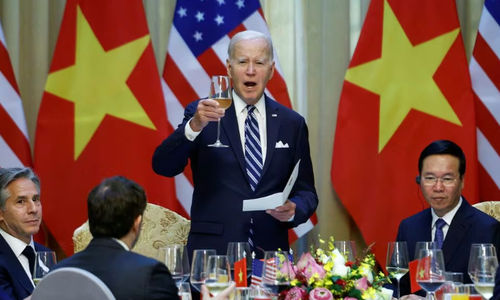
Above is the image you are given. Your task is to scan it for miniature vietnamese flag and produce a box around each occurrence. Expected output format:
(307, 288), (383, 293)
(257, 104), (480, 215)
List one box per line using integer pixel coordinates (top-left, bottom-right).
(234, 258), (248, 287)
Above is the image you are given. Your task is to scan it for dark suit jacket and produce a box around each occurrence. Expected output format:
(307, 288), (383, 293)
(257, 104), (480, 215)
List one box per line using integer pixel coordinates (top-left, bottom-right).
(0, 234), (51, 300)
(153, 95), (318, 256)
(396, 198), (500, 296)
(493, 266), (500, 300)
(53, 238), (178, 300)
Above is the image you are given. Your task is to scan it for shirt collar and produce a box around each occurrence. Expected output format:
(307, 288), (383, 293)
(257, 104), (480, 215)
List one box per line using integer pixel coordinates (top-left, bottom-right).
(0, 227), (34, 257)
(431, 196), (463, 227)
(232, 90), (265, 115)
(112, 238), (130, 251)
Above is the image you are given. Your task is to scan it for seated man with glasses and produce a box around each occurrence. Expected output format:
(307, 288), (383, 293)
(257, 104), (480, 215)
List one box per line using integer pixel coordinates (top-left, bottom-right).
(395, 139), (500, 297)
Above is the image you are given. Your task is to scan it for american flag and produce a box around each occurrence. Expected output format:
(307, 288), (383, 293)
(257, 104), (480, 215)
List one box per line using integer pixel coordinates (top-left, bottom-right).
(161, 0), (316, 241)
(0, 20), (31, 168)
(470, 0), (500, 201)
(250, 258), (264, 287)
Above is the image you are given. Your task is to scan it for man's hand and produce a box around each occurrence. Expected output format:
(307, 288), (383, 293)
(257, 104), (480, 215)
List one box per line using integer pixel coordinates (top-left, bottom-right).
(266, 200), (296, 222)
(189, 99), (225, 132)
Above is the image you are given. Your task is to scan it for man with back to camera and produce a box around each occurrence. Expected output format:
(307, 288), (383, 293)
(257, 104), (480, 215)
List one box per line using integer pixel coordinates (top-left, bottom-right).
(395, 140), (500, 297)
(53, 176), (179, 300)
(0, 167), (51, 300)
(152, 30), (318, 257)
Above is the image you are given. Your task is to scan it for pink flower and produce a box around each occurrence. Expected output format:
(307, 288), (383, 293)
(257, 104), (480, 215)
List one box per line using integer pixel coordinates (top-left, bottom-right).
(295, 253), (326, 281)
(284, 287), (307, 300)
(355, 277), (368, 291)
(345, 298), (358, 300)
(309, 288), (333, 300)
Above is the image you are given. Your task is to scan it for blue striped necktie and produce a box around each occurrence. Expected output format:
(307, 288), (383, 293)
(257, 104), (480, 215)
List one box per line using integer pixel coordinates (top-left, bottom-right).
(244, 105), (263, 191)
(245, 105), (262, 251)
(434, 218), (446, 249)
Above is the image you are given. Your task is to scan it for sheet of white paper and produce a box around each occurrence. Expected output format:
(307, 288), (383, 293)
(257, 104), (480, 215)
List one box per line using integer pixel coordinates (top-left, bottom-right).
(242, 160), (300, 211)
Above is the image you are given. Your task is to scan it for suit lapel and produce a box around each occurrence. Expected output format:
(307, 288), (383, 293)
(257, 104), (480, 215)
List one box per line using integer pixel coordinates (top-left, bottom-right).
(0, 235), (34, 294)
(220, 102), (248, 183)
(261, 97), (280, 179)
(441, 200), (471, 267)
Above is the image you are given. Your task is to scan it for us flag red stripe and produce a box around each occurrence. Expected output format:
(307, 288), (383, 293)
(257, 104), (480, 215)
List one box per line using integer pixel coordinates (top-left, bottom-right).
(471, 0), (500, 201)
(0, 21), (32, 168)
(162, 0), (316, 241)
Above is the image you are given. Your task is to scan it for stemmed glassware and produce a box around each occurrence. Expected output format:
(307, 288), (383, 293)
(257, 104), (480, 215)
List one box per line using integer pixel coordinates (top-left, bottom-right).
(190, 249), (216, 292)
(207, 75), (232, 148)
(227, 242), (252, 285)
(334, 240), (357, 262)
(205, 255), (232, 296)
(33, 251), (57, 285)
(261, 250), (292, 297)
(160, 244), (189, 286)
(386, 241), (409, 299)
(416, 248), (446, 300)
(468, 244), (498, 300)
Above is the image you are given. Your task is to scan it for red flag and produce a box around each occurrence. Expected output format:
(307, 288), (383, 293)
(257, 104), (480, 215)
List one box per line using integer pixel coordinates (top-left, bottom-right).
(34, 0), (176, 255)
(331, 0), (478, 266)
(162, 0), (316, 242)
(471, 0), (500, 201)
(234, 258), (248, 287)
(0, 21), (31, 168)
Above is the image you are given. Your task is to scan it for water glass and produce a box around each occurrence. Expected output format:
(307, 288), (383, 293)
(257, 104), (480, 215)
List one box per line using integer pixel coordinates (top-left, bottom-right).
(190, 249), (216, 292)
(33, 251), (57, 285)
(333, 240), (356, 261)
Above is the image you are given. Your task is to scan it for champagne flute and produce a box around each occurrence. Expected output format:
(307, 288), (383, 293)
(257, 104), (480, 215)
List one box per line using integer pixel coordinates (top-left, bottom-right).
(33, 251), (57, 285)
(159, 245), (184, 286)
(205, 255), (232, 296)
(226, 242), (252, 284)
(469, 255), (497, 299)
(190, 249), (216, 292)
(207, 75), (232, 148)
(386, 241), (409, 299)
(261, 250), (292, 297)
(416, 248), (446, 300)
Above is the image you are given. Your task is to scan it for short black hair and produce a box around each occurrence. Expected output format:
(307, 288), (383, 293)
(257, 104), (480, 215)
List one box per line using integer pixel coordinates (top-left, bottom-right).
(418, 140), (466, 177)
(88, 176), (147, 239)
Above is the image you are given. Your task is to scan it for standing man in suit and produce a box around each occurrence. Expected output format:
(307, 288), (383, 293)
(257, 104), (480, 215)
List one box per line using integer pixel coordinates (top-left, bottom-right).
(53, 176), (178, 300)
(395, 140), (500, 296)
(153, 30), (318, 257)
(0, 167), (51, 300)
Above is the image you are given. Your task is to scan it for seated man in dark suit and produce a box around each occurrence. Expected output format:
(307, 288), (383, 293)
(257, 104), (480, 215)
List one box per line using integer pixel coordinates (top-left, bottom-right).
(53, 176), (178, 300)
(396, 140), (500, 297)
(0, 167), (51, 300)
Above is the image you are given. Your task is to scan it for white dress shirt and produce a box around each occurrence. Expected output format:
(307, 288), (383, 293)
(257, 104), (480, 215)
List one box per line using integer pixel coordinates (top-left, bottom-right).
(0, 228), (35, 286)
(431, 197), (463, 242)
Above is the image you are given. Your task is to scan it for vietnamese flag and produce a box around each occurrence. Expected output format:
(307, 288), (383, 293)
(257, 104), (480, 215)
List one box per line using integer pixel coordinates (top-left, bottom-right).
(234, 258), (248, 287)
(34, 0), (178, 255)
(331, 0), (478, 266)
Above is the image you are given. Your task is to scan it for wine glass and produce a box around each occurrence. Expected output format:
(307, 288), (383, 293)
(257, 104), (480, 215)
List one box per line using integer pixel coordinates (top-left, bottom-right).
(207, 75), (232, 148)
(261, 250), (292, 297)
(159, 245), (185, 286)
(334, 240), (357, 262)
(468, 244), (497, 283)
(178, 282), (192, 300)
(416, 248), (446, 300)
(415, 241), (438, 260)
(190, 249), (216, 292)
(386, 241), (409, 299)
(33, 251), (57, 285)
(469, 255), (497, 299)
(205, 255), (232, 296)
(226, 242), (252, 285)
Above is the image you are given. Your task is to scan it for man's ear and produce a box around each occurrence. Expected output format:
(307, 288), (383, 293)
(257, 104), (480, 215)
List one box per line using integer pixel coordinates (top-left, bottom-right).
(132, 214), (142, 234)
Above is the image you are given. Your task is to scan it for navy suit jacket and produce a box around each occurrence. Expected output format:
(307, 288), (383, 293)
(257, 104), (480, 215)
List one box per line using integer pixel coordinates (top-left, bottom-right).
(53, 238), (178, 300)
(493, 266), (500, 300)
(153, 95), (318, 256)
(0, 234), (51, 300)
(396, 198), (500, 296)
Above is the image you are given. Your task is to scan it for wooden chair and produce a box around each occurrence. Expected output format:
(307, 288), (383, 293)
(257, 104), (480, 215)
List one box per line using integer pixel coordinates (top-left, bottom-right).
(73, 203), (190, 261)
(472, 201), (500, 222)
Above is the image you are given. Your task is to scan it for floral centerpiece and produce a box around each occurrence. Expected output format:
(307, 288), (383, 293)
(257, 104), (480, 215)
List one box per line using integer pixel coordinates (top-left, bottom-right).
(279, 237), (393, 300)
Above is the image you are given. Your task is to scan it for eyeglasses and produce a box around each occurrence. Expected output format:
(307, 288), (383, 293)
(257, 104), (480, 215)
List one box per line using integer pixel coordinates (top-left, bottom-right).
(421, 175), (458, 187)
